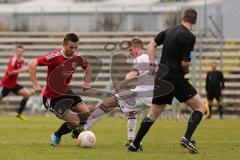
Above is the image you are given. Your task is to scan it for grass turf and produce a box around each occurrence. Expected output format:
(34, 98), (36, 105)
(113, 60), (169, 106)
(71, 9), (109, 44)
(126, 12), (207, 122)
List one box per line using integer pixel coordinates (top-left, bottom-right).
(0, 115), (239, 160)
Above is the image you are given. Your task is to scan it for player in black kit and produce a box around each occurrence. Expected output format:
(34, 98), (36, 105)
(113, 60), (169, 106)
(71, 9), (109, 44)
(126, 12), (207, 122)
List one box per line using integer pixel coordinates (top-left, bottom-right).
(128, 8), (206, 154)
(206, 62), (225, 119)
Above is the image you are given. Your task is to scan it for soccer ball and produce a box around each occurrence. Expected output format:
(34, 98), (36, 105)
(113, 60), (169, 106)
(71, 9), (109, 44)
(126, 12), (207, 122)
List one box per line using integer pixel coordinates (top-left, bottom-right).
(76, 131), (96, 148)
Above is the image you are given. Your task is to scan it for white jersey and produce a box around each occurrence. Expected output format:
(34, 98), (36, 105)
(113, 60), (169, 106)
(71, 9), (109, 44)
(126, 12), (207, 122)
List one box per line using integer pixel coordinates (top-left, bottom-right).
(131, 54), (155, 106)
(115, 53), (155, 112)
(132, 54), (154, 90)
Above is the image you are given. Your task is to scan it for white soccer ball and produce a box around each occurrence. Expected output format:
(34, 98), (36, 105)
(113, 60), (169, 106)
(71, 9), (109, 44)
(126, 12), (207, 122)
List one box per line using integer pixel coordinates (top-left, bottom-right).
(76, 131), (96, 148)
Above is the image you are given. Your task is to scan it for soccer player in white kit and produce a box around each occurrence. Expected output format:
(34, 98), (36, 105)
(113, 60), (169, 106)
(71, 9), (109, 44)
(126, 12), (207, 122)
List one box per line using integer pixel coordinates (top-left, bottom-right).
(72, 37), (156, 145)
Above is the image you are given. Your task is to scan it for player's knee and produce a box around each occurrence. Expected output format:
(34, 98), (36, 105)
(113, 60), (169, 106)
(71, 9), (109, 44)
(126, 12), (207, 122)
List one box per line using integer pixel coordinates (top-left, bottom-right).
(147, 111), (159, 121)
(78, 112), (90, 125)
(147, 105), (164, 120)
(191, 98), (206, 113)
(128, 112), (134, 116)
(21, 93), (31, 98)
(127, 112), (137, 119)
(78, 111), (90, 121)
(102, 96), (117, 108)
(193, 104), (206, 114)
(25, 91), (32, 98)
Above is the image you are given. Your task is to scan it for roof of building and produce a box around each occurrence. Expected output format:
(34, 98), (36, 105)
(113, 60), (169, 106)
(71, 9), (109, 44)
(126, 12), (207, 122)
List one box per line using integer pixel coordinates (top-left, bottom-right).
(0, 0), (222, 13)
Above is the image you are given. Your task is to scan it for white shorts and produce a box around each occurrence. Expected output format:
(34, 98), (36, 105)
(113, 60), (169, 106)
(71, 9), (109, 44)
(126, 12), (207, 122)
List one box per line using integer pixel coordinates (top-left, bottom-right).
(115, 90), (152, 113)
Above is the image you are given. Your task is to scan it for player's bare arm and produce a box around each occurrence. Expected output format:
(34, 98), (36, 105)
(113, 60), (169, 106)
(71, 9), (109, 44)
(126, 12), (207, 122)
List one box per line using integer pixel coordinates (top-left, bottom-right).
(7, 68), (27, 76)
(148, 40), (157, 75)
(28, 59), (42, 94)
(113, 69), (139, 92)
(82, 64), (92, 91)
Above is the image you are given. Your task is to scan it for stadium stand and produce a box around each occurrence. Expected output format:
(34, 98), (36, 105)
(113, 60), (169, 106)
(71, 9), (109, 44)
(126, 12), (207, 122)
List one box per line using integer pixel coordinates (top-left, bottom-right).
(0, 0), (28, 3)
(0, 32), (239, 115)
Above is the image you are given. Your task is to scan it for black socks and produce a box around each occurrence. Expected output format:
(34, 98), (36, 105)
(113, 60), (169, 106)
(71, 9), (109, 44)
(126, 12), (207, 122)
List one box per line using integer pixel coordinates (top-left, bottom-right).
(17, 97), (29, 114)
(184, 111), (203, 141)
(133, 117), (154, 147)
(54, 122), (72, 137)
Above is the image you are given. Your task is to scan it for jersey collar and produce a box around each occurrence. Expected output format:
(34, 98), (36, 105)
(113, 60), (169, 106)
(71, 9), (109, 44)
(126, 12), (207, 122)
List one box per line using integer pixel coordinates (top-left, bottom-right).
(134, 52), (144, 58)
(61, 49), (73, 59)
(14, 55), (24, 61)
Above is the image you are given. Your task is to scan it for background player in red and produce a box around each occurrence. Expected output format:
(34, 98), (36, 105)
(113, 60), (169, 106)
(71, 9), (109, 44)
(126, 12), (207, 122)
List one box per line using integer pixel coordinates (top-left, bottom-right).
(0, 45), (31, 120)
(28, 33), (92, 146)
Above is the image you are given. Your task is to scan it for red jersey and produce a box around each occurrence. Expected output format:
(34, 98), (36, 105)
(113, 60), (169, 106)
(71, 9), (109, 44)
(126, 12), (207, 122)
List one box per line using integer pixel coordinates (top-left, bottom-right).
(1, 56), (24, 89)
(37, 49), (89, 98)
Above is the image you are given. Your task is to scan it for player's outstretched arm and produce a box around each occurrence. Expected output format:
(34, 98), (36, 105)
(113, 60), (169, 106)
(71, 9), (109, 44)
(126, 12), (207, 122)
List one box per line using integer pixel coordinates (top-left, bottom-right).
(82, 64), (92, 91)
(28, 59), (42, 94)
(7, 68), (26, 76)
(113, 69), (139, 92)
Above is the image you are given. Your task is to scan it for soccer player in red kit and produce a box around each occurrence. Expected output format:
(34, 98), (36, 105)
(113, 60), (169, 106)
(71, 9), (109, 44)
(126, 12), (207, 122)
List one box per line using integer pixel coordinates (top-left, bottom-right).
(28, 33), (92, 146)
(0, 45), (31, 120)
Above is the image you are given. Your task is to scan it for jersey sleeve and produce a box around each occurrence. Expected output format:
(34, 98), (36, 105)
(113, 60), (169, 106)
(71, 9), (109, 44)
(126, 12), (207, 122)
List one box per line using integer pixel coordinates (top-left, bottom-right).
(76, 55), (89, 70)
(132, 55), (149, 75)
(181, 33), (196, 62)
(6, 58), (15, 74)
(132, 63), (141, 75)
(154, 31), (166, 46)
(37, 54), (57, 66)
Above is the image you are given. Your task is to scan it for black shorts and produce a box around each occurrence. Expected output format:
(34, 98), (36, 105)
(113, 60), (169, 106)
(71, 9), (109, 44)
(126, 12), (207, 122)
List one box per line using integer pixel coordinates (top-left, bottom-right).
(0, 84), (24, 97)
(207, 90), (222, 101)
(43, 90), (83, 118)
(152, 71), (197, 105)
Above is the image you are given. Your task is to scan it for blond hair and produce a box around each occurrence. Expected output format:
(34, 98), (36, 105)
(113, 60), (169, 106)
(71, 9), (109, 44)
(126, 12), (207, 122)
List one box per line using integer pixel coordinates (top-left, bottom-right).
(129, 37), (144, 49)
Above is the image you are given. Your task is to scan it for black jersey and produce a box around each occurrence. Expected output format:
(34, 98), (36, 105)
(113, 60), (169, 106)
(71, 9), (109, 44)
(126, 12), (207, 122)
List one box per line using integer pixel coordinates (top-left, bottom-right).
(154, 25), (196, 75)
(206, 70), (225, 91)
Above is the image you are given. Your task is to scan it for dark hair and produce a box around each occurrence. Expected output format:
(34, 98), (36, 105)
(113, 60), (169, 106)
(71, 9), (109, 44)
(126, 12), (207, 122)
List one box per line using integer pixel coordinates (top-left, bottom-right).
(63, 33), (79, 43)
(182, 8), (197, 24)
(16, 44), (24, 49)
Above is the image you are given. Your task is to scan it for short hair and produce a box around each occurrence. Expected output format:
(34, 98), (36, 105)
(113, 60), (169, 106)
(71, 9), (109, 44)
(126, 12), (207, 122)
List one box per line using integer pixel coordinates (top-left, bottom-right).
(63, 33), (79, 43)
(211, 61), (218, 65)
(16, 44), (24, 49)
(182, 8), (197, 24)
(129, 37), (144, 49)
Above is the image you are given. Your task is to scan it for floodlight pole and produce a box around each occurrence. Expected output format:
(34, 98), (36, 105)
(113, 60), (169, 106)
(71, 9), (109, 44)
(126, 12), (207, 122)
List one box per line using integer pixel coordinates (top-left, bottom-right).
(204, 0), (208, 36)
(191, 47), (196, 89)
(219, 6), (224, 72)
(199, 29), (203, 95)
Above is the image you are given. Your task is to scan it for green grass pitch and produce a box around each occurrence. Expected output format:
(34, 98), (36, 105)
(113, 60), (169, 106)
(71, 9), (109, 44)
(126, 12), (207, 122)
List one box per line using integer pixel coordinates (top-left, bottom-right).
(0, 115), (239, 160)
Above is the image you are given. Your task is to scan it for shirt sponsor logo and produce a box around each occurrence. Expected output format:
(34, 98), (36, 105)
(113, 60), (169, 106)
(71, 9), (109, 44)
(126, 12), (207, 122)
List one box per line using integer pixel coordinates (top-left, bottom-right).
(72, 62), (77, 68)
(62, 70), (74, 76)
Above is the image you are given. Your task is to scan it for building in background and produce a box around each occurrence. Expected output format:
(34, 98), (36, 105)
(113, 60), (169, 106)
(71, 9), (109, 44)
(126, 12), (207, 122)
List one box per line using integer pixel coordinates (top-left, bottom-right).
(0, 0), (238, 38)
